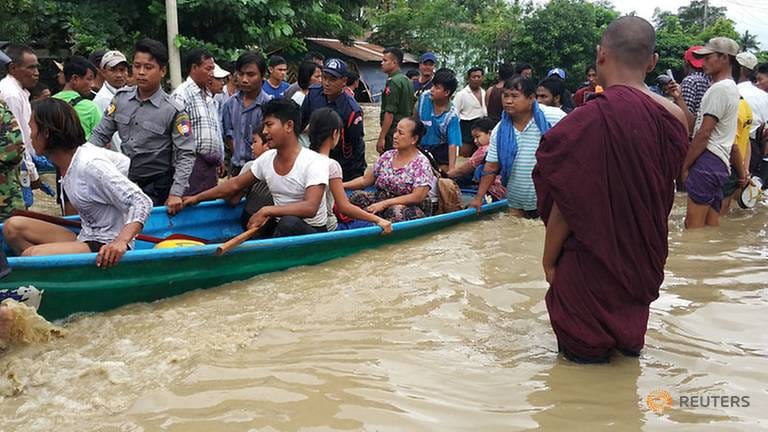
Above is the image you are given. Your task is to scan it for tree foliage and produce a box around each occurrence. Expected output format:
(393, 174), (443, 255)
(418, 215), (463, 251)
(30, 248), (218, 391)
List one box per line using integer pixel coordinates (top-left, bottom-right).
(653, 1), (750, 79)
(0, 0), (369, 62)
(369, 0), (617, 88)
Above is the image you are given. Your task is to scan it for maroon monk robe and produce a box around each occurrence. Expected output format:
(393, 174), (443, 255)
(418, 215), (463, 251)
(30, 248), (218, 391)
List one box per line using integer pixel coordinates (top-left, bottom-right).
(533, 85), (688, 361)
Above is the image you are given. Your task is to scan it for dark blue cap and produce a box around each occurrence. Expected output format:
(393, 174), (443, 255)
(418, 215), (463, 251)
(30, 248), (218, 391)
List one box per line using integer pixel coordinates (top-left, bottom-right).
(419, 52), (437, 64)
(322, 58), (348, 78)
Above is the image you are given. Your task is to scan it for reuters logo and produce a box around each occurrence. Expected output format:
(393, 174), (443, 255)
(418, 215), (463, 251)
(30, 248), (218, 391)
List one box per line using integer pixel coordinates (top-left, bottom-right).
(647, 389), (673, 414)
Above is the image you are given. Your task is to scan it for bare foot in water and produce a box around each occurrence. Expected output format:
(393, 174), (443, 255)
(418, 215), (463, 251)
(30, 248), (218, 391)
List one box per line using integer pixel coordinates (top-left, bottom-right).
(0, 305), (13, 343)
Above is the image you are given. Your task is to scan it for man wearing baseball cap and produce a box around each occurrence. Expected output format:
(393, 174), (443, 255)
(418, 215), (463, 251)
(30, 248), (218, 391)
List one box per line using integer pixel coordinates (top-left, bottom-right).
(209, 62), (230, 100)
(93, 50), (130, 152)
(679, 45), (711, 119)
(734, 52), (768, 184)
(681, 37), (742, 228)
(300, 58), (366, 180)
(93, 50), (129, 114)
(414, 52), (437, 96)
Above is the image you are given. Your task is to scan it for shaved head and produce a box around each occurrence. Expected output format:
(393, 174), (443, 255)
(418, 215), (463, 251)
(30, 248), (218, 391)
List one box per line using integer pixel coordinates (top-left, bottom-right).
(600, 16), (656, 69)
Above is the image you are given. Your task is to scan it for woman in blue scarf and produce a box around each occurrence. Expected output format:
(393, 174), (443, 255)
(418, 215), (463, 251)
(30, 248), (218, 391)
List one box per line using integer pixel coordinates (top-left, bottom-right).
(469, 76), (565, 218)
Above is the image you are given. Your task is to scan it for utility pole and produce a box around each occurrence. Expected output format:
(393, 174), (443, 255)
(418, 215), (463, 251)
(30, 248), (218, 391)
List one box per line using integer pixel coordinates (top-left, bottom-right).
(702, 0), (709, 31)
(165, 0), (182, 89)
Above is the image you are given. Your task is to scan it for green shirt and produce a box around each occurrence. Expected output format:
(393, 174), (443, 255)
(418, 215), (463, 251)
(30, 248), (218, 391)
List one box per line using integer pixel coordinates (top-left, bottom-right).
(380, 70), (415, 126)
(0, 102), (25, 220)
(53, 90), (103, 140)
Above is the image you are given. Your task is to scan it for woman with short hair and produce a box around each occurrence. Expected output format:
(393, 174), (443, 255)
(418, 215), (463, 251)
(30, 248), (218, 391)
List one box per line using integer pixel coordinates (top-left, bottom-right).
(3, 98), (152, 268)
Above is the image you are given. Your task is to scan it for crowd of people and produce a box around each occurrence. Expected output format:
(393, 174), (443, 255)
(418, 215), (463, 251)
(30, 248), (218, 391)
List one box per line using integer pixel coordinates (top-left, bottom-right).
(1, 15), (767, 362)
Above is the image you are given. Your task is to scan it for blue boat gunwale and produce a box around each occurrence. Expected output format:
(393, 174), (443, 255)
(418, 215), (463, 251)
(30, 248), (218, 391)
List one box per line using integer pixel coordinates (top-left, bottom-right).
(3, 197), (507, 269)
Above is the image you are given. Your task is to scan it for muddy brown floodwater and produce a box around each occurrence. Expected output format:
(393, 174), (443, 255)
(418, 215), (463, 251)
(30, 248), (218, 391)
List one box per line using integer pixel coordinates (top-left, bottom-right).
(0, 105), (766, 431)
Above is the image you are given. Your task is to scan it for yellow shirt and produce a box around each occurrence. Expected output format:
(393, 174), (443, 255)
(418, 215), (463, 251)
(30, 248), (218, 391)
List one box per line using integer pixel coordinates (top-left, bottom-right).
(735, 98), (753, 160)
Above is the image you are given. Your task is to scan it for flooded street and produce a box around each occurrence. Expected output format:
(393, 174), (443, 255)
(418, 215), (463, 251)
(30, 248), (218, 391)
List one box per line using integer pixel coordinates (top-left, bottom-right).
(1, 106), (766, 430)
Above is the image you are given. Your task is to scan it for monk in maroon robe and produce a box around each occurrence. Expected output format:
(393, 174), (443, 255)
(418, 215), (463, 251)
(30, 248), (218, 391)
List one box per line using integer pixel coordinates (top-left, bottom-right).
(533, 17), (689, 363)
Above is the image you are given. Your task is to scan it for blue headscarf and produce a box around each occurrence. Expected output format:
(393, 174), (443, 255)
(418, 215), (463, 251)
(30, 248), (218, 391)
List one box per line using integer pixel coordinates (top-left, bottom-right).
(494, 100), (552, 185)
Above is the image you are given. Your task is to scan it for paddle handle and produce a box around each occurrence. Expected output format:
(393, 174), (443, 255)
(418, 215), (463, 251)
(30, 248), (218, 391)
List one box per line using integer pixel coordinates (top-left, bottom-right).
(11, 209), (165, 243)
(216, 226), (260, 256)
(12, 209), (81, 228)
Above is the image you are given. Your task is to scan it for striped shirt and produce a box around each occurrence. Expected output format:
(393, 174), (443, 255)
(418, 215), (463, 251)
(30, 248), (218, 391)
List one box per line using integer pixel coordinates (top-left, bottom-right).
(172, 77), (224, 157)
(487, 106), (565, 210)
(681, 71), (710, 115)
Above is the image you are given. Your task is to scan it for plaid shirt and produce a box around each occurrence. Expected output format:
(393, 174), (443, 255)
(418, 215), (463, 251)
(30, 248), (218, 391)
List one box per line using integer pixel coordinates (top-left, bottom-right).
(681, 71), (711, 115)
(172, 77), (224, 157)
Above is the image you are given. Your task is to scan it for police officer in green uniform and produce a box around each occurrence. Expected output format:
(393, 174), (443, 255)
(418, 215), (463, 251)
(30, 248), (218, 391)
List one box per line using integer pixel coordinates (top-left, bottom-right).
(90, 38), (195, 215)
(377, 48), (416, 153)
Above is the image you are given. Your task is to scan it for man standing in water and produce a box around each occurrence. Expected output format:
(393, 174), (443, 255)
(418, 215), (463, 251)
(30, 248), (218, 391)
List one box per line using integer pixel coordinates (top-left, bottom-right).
(533, 16), (689, 363)
(681, 38), (741, 228)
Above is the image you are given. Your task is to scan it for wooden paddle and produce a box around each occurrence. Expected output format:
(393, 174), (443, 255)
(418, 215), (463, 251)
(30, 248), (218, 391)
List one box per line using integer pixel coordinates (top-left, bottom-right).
(215, 226), (260, 256)
(11, 209), (209, 244)
(216, 215), (274, 255)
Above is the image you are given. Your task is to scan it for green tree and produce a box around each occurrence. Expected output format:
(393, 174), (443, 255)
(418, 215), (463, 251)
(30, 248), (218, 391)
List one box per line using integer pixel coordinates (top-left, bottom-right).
(654, 14), (700, 76)
(368, 0), (524, 78)
(0, 0), (370, 61)
(677, 0), (727, 31)
(739, 30), (760, 52)
(697, 17), (739, 42)
(510, 0), (618, 88)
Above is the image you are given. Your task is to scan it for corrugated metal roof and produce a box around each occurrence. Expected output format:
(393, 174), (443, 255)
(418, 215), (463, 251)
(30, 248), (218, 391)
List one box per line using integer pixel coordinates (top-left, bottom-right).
(305, 38), (418, 64)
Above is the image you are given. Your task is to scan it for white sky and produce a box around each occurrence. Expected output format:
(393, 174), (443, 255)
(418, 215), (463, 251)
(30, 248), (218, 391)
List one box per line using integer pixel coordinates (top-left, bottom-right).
(605, 0), (768, 50)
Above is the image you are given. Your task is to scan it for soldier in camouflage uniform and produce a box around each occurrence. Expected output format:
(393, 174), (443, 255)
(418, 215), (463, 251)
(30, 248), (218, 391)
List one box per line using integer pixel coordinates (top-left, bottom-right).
(0, 101), (24, 221)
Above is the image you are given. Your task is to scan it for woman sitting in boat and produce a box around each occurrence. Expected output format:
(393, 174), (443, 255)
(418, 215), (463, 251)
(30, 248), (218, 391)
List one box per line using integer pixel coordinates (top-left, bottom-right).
(2, 99), (152, 268)
(307, 108), (392, 233)
(344, 117), (436, 222)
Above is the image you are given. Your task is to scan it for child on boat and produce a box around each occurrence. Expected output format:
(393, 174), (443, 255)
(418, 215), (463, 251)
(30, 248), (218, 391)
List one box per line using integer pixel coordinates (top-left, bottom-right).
(445, 117), (506, 200)
(307, 108), (392, 233)
(2, 99), (152, 268)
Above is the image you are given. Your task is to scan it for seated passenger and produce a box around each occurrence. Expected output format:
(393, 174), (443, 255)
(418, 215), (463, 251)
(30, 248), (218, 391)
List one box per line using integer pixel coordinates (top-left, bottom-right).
(183, 99), (329, 238)
(306, 107), (392, 233)
(3, 99), (152, 268)
(445, 117), (506, 200)
(344, 117), (436, 222)
(184, 126), (273, 229)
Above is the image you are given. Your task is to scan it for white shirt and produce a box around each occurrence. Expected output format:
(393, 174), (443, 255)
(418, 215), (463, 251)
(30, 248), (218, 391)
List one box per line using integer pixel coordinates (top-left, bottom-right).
(80, 142), (130, 175)
(93, 82), (120, 114)
(0, 75), (38, 181)
(250, 147), (329, 227)
(539, 105), (567, 123)
(291, 91), (306, 107)
(62, 143), (152, 248)
(324, 156), (342, 231)
(694, 79), (740, 169)
(738, 81), (768, 139)
(452, 85), (486, 120)
(93, 82), (126, 151)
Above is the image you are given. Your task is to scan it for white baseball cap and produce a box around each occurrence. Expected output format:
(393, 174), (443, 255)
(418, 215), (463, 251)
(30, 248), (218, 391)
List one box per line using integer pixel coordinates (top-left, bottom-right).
(213, 62), (230, 79)
(100, 50), (128, 69)
(736, 52), (758, 70)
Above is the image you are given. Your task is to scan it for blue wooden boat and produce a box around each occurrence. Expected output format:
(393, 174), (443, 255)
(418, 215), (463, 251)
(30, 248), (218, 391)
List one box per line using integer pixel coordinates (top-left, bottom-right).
(0, 194), (506, 320)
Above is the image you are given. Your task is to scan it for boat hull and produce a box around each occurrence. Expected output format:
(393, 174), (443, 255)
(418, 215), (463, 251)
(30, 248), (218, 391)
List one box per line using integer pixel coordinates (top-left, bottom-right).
(0, 198), (507, 320)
